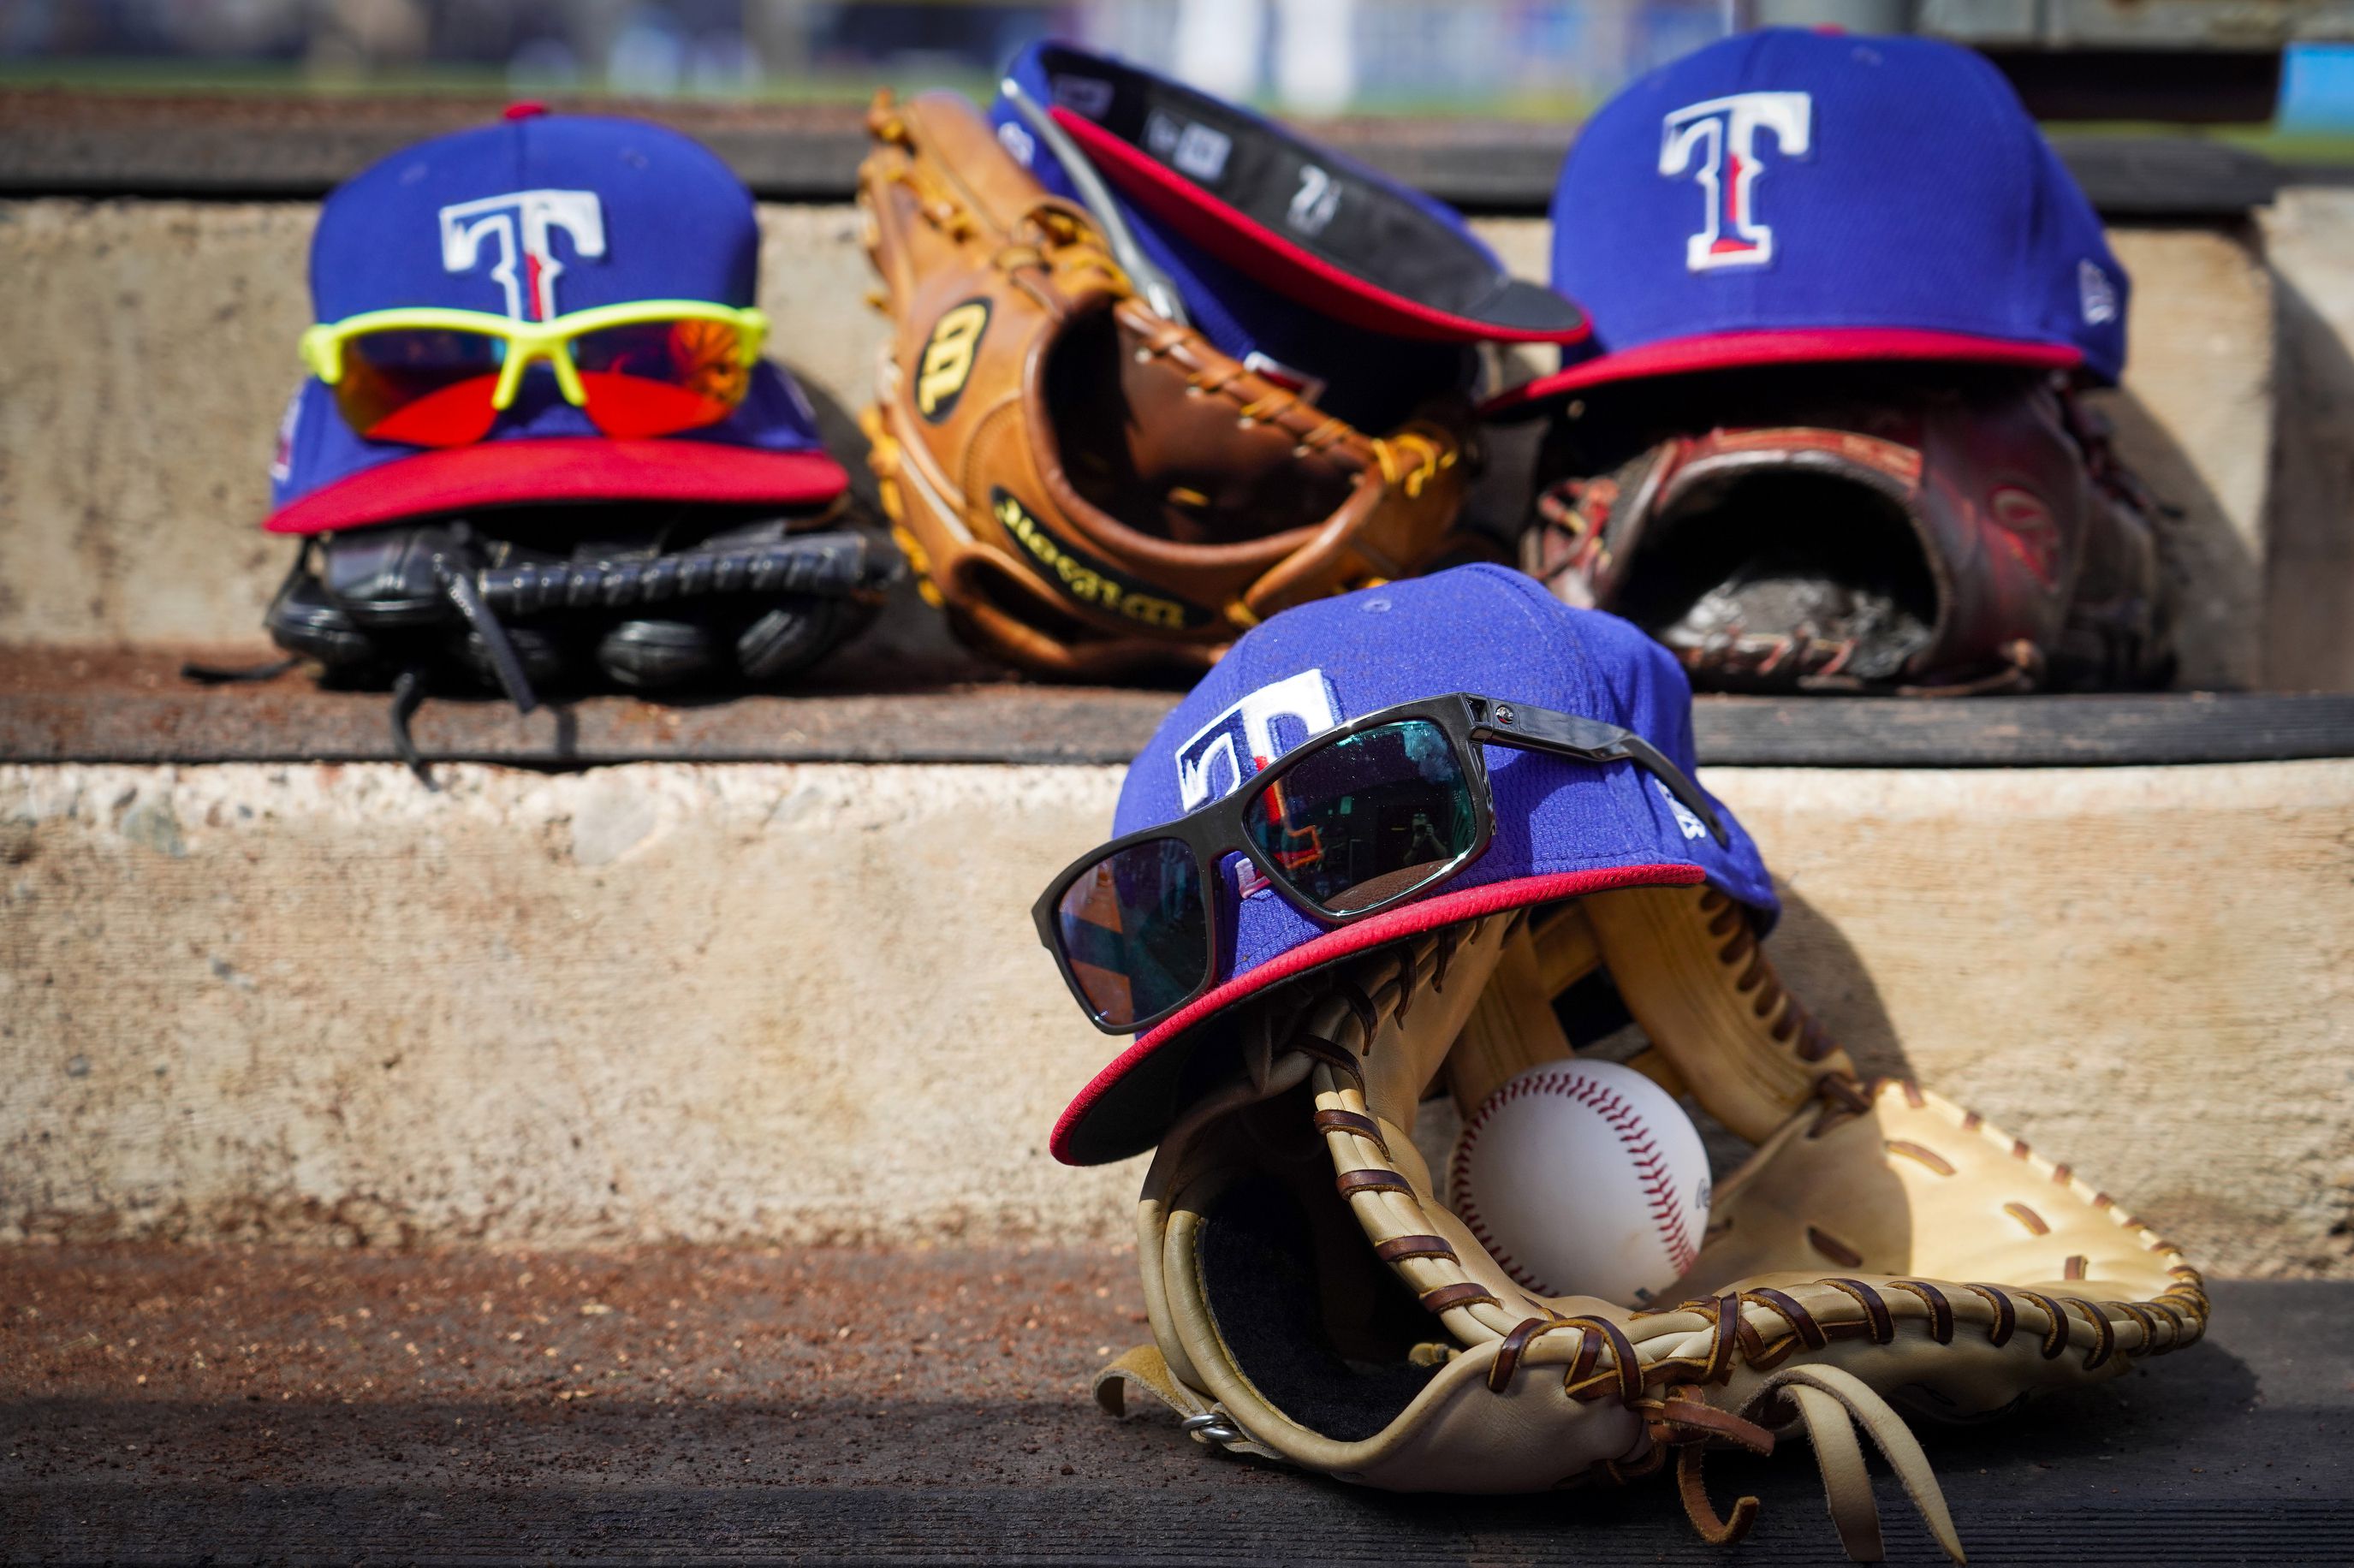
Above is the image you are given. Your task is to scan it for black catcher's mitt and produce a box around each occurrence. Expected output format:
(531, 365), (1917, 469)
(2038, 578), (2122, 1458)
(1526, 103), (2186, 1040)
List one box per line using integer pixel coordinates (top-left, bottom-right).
(217, 503), (899, 769)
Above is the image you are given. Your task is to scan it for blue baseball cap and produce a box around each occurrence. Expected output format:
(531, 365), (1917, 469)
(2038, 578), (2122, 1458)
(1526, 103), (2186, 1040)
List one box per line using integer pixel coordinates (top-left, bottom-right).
(1489, 29), (2128, 413)
(992, 40), (1588, 431)
(1049, 561), (1775, 1165)
(265, 107), (845, 536)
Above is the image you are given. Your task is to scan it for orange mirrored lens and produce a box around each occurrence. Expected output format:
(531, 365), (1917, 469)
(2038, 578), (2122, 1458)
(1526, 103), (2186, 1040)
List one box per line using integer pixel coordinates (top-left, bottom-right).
(570, 318), (751, 438)
(330, 328), (506, 447)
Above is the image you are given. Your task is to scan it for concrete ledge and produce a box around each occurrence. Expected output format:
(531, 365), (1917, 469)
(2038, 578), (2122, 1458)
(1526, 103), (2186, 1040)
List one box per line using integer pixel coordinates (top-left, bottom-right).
(0, 198), (2290, 690)
(5, 758), (2347, 1275)
(12, 650), (2354, 767)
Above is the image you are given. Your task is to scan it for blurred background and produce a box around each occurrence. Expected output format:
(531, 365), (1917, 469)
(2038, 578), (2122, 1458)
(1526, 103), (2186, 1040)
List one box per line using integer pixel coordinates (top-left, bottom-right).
(3, 0), (2352, 147)
(0, 0), (1724, 115)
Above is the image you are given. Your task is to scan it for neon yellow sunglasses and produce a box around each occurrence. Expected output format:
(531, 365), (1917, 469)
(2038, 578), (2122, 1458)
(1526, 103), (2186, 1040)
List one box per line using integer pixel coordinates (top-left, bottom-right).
(300, 300), (770, 447)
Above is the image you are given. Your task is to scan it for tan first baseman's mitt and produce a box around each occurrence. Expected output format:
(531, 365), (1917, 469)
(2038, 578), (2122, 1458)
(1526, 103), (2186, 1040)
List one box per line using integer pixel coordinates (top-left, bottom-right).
(1097, 888), (2207, 1561)
(856, 90), (1482, 680)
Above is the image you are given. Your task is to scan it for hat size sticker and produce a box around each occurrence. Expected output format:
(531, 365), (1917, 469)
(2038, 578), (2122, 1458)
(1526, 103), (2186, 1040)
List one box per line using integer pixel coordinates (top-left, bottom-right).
(1146, 110), (1233, 184)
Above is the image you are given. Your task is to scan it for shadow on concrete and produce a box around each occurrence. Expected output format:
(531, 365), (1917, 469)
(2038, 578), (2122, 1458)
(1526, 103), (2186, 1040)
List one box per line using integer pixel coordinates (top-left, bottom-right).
(0, 1292), (2297, 1566)
(2262, 276), (2354, 693)
(778, 359), (1002, 691)
(2088, 383), (2261, 692)
(1768, 886), (1912, 1081)
(0, 1239), (2309, 1565)
(1467, 342), (1554, 551)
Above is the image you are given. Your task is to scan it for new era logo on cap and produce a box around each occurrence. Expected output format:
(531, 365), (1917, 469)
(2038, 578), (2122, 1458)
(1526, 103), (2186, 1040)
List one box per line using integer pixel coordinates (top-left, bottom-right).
(1489, 29), (2129, 413)
(2079, 258), (2119, 326)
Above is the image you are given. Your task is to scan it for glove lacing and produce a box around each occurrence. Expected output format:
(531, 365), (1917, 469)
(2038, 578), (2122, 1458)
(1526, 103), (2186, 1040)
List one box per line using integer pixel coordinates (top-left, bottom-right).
(1519, 1261), (1965, 1561)
(1619, 1360), (1965, 1562)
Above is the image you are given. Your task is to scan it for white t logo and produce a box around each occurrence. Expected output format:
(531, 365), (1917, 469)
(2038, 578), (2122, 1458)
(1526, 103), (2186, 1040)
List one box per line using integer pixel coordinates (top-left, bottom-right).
(1174, 669), (1341, 811)
(1660, 92), (1812, 271)
(437, 189), (606, 321)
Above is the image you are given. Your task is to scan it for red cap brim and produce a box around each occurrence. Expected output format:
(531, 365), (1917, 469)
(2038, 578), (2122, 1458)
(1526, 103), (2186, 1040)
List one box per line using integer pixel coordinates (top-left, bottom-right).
(1481, 328), (2084, 418)
(1048, 861), (1703, 1167)
(265, 438), (848, 536)
(1054, 109), (1588, 347)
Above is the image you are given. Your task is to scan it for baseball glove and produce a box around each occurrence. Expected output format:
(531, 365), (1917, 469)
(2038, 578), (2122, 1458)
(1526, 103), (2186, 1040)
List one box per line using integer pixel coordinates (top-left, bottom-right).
(1097, 888), (2207, 1560)
(215, 502), (898, 770)
(1524, 364), (2173, 694)
(856, 90), (1483, 681)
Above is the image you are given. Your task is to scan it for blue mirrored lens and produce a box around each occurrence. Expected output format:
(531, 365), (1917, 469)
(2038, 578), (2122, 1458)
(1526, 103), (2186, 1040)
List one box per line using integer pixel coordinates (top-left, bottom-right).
(1244, 719), (1477, 916)
(1055, 836), (1209, 1029)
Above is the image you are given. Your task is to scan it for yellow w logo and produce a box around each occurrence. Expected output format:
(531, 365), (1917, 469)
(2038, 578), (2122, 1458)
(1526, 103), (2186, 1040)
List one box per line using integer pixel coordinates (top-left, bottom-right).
(916, 300), (990, 421)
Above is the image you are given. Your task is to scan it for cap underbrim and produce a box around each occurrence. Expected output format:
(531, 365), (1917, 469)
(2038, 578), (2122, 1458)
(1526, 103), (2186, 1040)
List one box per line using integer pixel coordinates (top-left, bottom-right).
(1054, 108), (1588, 347)
(1048, 860), (1703, 1167)
(1480, 328), (2085, 419)
(265, 438), (848, 536)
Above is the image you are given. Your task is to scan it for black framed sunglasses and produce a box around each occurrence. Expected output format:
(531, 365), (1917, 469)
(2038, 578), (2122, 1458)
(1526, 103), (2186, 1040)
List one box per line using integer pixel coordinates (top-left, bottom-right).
(1031, 692), (1725, 1035)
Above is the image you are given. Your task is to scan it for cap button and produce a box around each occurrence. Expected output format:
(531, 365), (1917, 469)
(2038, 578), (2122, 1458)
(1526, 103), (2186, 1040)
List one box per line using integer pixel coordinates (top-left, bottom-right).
(503, 101), (549, 121)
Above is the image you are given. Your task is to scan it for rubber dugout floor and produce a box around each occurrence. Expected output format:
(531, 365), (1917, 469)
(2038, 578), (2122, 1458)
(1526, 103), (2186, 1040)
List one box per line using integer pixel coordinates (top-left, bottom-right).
(3, 1248), (2349, 1565)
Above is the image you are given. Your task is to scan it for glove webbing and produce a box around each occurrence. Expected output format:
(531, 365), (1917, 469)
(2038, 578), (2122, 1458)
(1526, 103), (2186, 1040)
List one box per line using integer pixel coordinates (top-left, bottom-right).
(204, 532), (895, 785)
(393, 532), (895, 781)
(481, 532), (893, 616)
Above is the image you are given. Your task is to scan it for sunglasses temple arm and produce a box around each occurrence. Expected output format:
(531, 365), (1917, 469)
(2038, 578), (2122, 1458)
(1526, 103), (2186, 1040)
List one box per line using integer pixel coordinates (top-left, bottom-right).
(1614, 734), (1728, 846)
(300, 326), (342, 383)
(1470, 704), (1727, 846)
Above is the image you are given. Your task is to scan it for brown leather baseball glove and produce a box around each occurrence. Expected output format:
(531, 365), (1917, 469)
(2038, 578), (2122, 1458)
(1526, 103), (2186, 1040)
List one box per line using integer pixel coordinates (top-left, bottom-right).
(1097, 891), (2207, 1560)
(856, 90), (1483, 680)
(1523, 365), (2173, 694)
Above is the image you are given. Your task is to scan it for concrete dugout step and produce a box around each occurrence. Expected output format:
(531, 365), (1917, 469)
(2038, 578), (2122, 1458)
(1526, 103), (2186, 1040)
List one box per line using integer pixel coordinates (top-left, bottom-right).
(3, 737), (2348, 1276)
(3, 1247), (2349, 1564)
(0, 192), (2304, 692)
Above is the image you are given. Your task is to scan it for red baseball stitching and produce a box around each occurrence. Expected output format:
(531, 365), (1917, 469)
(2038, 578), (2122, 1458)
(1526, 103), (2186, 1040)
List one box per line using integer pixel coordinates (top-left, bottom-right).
(1449, 1067), (1699, 1297)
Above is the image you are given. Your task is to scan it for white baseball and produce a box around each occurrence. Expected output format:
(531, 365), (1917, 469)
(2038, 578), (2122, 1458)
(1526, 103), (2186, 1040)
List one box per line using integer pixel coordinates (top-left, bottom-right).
(1447, 1058), (1712, 1308)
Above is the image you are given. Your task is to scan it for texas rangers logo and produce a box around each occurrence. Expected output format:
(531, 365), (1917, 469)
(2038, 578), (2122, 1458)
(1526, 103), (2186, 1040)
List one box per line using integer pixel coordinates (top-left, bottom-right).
(1660, 92), (1811, 271)
(1175, 669), (1340, 811)
(437, 189), (606, 321)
